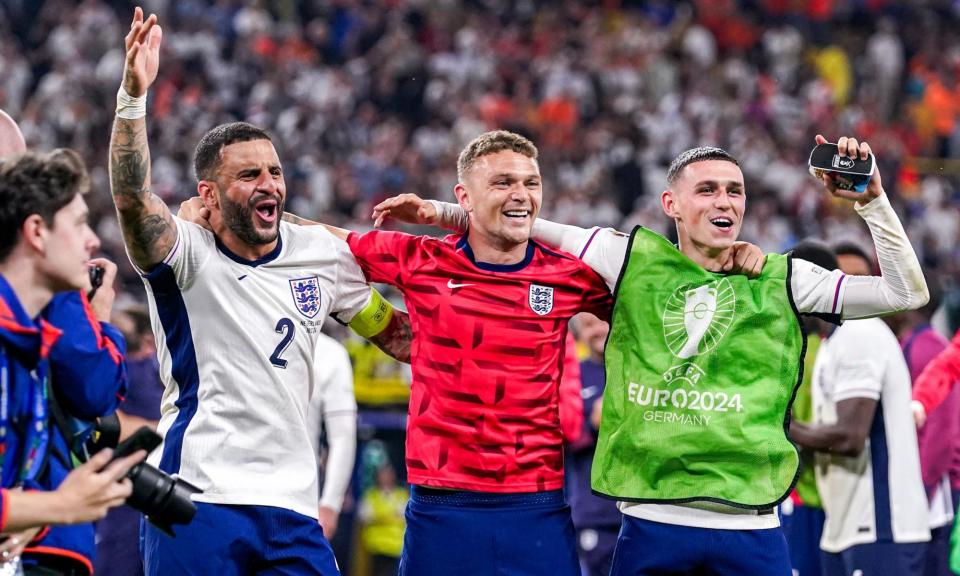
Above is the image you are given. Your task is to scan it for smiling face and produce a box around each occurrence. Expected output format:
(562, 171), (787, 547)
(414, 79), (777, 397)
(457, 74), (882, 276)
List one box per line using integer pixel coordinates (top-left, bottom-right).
(205, 139), (285, 247)
(455, 149), (543, 251)
(661, 159), (745, 258)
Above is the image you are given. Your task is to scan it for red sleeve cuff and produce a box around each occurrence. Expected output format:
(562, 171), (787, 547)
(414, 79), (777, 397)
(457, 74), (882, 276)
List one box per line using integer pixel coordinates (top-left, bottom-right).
(31, 525), (50, 543)
(0, 488), (9, 532)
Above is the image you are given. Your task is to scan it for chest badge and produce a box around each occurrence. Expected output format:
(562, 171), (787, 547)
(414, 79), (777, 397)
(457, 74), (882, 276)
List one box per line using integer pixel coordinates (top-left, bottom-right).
(290, 276), (322, 318)
(528, 284), (554, 316)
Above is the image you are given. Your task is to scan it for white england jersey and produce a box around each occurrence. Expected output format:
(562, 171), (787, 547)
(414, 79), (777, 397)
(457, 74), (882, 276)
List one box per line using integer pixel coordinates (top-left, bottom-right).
(140, 217), (369, 519)
(812, 318), (930, 552)
(529, 193), (928, 530)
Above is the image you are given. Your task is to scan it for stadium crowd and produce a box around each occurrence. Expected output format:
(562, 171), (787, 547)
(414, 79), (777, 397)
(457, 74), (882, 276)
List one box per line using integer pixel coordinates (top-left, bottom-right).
(2, 0), (960, 575)
(2, 0), (959, 292)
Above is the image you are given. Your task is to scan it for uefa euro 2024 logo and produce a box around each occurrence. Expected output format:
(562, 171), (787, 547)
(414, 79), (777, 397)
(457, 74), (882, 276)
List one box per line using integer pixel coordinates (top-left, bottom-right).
(625, 278), (742, 423)
(662, 279), (736, 360)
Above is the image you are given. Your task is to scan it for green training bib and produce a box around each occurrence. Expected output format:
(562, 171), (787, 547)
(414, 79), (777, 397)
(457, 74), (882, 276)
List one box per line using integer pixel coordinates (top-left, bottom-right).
(592, 227), (805, 509)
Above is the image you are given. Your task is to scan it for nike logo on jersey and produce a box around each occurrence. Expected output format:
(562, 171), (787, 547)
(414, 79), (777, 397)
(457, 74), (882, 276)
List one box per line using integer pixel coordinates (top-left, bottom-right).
(447, 279), (475, 289)
(237, 275), (248, 281)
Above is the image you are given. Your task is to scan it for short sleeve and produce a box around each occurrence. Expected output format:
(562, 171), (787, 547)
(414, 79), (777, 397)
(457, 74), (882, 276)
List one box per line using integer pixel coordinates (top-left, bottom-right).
(140, 216), (214, 289)
(346, 230), (419, 285)
(579, 228), (629, 292)
(330, 235), (372, 323)
(577, 266), (614, 321)
(790, 258), (848, 318)
(829, 324), (885, 402)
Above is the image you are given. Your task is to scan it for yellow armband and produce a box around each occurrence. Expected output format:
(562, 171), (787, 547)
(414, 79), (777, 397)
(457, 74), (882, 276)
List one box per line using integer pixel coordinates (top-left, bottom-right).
(349, 286), (395, 338)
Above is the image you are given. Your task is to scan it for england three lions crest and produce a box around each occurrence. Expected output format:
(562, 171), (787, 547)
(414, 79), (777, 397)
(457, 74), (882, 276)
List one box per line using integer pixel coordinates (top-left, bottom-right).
(290, 277), (322, 318)
(528, 284), (554, 316)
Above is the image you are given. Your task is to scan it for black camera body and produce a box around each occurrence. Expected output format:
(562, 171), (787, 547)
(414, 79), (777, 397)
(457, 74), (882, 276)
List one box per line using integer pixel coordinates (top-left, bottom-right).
(62, 415), (201, 536)
(101, 425), (202, 536)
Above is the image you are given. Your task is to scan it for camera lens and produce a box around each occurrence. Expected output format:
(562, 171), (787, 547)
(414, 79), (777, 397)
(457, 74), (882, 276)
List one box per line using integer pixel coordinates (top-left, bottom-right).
(126, 462), (201, 536)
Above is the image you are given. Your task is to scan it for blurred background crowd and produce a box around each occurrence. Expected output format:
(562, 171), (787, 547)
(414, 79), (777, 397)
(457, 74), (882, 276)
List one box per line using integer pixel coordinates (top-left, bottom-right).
(2, 0), (959, 574)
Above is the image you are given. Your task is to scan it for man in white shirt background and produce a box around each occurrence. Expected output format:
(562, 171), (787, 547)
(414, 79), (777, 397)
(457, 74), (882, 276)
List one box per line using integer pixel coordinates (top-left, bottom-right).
(790, 243), (930, 576)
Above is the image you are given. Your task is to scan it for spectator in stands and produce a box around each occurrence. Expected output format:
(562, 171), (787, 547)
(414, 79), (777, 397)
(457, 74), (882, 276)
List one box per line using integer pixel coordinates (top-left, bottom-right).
(358, 462), (407, 576)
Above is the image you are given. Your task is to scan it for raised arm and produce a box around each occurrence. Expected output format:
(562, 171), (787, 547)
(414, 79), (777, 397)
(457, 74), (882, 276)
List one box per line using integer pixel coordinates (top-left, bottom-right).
(816, 136), (929, 318)
(109, 8), (177, 271)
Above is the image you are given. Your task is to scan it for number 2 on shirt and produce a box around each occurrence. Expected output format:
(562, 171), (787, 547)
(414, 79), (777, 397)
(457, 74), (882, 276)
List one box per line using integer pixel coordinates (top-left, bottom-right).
(270, 318), (296, 368)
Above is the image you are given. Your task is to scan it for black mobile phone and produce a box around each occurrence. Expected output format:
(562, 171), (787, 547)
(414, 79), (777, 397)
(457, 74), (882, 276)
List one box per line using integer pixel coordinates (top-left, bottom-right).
(111, 426), (162, 462)
(87, 265), (105, 301)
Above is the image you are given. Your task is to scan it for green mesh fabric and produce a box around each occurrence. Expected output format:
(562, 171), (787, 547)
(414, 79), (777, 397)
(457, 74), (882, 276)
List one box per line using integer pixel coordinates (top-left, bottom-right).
(592, 227), (805, 508)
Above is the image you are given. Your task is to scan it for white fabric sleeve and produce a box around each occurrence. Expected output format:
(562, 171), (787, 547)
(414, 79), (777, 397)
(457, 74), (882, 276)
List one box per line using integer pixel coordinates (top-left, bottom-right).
(531, 220), (628, 292)
(330, 232), (372, 323)
(790, 195), (928, 319)
(428, 200), (469, 232)
(828, 322), (885, 402)
(319, 412), (356, 512)
(138, 215), (213, 289)
(790, 259), (849, 317)
(840, 195), (929, 318)
(316, 336), (357, 512)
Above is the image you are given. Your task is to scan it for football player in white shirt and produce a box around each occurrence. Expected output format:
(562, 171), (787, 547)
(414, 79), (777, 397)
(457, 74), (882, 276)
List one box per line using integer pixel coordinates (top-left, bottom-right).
(371, 134), (928, 575)
(312, 333), (357, 540)
(791, 245), (930, 576)
(108, 10), (409, 575)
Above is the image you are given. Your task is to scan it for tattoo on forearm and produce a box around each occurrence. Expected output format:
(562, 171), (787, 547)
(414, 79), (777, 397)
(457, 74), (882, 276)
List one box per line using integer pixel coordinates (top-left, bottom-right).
(369, 312), (413, 363)
(109, 117), (175, 267)
(110, 119), (150, 204)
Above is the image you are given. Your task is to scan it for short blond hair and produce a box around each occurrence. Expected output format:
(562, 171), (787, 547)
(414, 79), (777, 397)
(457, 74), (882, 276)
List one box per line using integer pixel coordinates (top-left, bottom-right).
(457, 130), (538, 182)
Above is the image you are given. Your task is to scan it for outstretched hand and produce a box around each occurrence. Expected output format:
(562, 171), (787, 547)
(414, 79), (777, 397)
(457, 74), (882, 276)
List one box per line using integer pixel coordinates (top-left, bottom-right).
(123, 7), (162, 97)
(178, 196), (213, 231)
(814, 134), (883, 206)
(721, 242), (765, 278)
(372, 193), (439, 228)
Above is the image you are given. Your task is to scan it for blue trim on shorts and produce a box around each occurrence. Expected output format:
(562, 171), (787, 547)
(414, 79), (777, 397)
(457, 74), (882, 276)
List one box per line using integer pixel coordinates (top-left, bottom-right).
(410, 485), (565, 507)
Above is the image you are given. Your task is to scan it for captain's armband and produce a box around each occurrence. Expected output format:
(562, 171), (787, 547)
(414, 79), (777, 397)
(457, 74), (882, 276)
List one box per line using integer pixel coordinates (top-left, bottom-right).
(349, 287), (395, 338)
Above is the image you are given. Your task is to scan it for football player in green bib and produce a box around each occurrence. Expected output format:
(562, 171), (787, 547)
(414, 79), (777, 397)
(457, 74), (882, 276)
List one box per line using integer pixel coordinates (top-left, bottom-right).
(373, 134), (928, 575)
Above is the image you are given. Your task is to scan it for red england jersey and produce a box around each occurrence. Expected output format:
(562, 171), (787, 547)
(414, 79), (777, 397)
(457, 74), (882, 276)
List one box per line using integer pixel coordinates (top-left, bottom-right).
(347, 230), (611, 493)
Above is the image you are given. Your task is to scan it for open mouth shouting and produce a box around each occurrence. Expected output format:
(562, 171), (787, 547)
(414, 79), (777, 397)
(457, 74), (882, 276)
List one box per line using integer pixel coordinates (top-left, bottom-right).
(253, 197), (280, 225)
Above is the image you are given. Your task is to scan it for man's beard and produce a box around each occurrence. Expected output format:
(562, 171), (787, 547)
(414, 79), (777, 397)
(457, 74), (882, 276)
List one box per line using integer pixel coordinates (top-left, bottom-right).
(220, 193), (283, 246)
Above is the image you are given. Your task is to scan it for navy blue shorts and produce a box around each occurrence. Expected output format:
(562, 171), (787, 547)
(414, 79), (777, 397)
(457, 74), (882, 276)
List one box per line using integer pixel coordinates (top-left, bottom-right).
(781, 503), (825, 576)
(398, 486), (579, 576)
(821, 540), (925, 576)
(576, 525), (619, 576)
(610, 514), (793, 576)
(141, 503), (339, 576)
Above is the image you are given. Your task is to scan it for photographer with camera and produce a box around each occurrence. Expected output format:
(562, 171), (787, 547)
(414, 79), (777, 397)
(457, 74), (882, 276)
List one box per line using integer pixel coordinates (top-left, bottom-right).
(19, 258), (131, 576)
(0, 147), (147, 574)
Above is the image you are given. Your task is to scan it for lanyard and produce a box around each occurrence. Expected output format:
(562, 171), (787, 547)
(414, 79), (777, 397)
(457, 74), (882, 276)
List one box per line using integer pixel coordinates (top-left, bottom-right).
(0, 345), (50, 486)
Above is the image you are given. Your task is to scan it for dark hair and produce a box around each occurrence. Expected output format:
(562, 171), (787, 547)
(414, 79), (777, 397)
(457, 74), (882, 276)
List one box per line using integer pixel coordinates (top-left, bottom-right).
(832, 241), (873, 272)
(0, 148), (89, 262)
(666, 146), (740, 185)
(787, 239), (838, 271)
(193, 122), (273, 182)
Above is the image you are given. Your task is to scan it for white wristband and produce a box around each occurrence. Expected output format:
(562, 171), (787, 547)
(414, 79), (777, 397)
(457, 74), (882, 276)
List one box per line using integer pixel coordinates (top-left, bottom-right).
(116, 86), (147, 120)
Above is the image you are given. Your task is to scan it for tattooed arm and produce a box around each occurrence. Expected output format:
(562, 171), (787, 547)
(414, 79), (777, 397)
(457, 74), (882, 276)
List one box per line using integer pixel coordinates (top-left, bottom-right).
(109, 8), (176, 271)
(367, 310), (413, 364)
